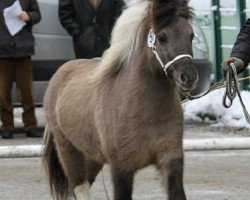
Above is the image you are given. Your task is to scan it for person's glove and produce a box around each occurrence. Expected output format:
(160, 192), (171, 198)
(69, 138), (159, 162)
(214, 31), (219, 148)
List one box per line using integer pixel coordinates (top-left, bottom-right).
(221, 57), (245, 78)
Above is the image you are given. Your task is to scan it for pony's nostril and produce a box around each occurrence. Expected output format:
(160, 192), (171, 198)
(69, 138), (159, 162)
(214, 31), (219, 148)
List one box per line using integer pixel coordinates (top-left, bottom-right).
(180, 73), (188, 83)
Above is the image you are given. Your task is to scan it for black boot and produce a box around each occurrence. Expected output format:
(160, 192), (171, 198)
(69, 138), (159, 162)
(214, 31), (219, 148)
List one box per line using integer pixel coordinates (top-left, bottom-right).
(1, 130), (13, 139)
(26, 128), (43, 138)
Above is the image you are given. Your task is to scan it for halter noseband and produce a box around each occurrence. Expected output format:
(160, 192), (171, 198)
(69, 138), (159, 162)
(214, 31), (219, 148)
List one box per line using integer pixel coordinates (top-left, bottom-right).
(147, 29), (193, 75)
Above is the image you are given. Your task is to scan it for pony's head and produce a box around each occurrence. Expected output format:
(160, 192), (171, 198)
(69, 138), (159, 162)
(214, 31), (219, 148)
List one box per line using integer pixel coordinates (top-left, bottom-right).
(148, 0), (198, 95)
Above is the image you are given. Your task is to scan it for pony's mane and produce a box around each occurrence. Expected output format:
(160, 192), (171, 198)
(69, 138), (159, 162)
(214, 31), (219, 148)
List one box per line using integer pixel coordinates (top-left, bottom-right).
(92, 0), (150, 82)
(91, 0), (192, 83)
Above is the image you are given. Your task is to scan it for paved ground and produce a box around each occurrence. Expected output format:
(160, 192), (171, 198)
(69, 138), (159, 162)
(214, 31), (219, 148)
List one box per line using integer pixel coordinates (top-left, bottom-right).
(0, 150), (249, 200)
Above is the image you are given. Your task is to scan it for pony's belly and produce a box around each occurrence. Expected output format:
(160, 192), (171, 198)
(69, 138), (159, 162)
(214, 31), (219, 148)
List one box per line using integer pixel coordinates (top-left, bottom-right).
(72, 135), (106, 163)
(101, 136), (155, 168)
(100, 121), (184, 168)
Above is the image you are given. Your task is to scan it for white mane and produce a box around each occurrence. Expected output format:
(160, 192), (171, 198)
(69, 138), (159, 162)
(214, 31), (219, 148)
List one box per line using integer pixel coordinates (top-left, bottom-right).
(92, 0), (150, 82)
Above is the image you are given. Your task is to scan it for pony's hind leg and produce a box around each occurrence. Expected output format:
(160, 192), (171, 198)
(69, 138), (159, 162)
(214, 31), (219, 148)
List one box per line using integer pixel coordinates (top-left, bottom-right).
(54, 133), (90, 200)
(74, 158), (103, 200)
(158, 153), (186, 200)
(72, 157), (103, 200)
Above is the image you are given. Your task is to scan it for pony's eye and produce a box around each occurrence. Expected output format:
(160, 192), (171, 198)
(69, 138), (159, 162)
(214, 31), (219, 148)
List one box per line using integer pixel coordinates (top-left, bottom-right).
(157, 35), (168, 44)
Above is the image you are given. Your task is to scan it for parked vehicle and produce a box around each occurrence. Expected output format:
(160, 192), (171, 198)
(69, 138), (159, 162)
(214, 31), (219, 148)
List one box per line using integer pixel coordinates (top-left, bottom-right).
(12, 0), (212, 105)
(191, 20), (212, 95)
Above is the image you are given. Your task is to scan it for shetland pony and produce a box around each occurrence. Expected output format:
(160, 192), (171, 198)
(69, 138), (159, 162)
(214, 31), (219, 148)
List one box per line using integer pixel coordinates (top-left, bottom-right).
(43, 0), (197, 199)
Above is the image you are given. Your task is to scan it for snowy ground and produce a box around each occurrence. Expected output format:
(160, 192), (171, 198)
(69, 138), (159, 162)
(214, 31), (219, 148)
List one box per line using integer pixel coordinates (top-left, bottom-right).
(183, 88), (250, 129)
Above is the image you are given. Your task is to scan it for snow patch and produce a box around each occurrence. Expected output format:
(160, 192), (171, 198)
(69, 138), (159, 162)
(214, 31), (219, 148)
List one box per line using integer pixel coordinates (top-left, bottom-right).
(183, 89), (250, 129)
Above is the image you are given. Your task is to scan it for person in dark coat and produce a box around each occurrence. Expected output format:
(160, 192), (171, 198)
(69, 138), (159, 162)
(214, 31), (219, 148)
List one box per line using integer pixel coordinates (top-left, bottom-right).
(222, 18), (250, 76)
(58, 0), (125, 59)
(0, 0), (42, 139)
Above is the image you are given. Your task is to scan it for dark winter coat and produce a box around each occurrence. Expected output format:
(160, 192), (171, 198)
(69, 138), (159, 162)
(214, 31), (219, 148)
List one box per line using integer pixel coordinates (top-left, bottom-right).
(0, 0), (41, 58)
(58, 0), (125, 58)
(231, 18), (250, 69)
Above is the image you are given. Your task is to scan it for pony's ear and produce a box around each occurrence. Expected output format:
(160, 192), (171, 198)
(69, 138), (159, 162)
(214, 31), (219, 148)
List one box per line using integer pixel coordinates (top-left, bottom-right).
(153, 0), (188, 7)
(152, 0), (177, 14)
(150, 0), (190, 32)
(151, 0), (178, 32)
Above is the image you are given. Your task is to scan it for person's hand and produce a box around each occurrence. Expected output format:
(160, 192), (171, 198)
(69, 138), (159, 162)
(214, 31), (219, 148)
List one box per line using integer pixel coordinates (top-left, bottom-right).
(19, 11), (30, 22)
(221, 57), (245, 77)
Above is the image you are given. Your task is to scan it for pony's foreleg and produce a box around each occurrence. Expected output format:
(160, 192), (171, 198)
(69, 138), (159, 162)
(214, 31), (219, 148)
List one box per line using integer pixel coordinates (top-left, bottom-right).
(111, 163), (135, 200)
(158, 155), (186, 200)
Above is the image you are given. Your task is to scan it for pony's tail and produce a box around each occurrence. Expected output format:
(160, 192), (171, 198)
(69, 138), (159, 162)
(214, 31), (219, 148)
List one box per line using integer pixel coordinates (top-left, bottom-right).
(43, 125), (70, 200)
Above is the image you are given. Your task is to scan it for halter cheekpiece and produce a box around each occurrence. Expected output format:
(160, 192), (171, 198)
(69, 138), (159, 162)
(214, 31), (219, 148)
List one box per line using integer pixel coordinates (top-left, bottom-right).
(147, 29), (193, 75)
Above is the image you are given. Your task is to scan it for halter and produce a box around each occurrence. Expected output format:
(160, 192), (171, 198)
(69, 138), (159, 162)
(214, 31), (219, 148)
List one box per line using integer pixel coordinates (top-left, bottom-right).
(147, 29), (193, 75)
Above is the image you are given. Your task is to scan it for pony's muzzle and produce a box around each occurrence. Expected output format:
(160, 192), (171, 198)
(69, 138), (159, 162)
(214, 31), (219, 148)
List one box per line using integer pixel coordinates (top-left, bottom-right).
(178, 67), (198, 92)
